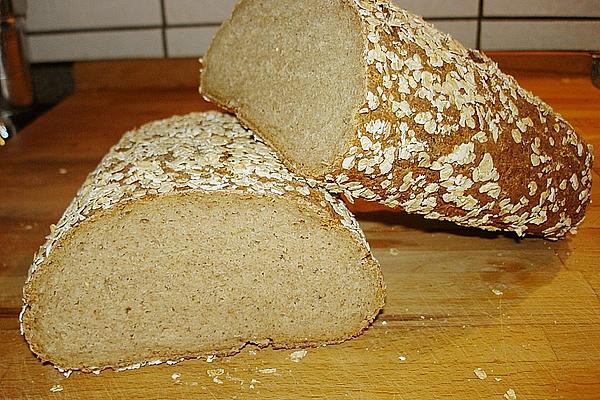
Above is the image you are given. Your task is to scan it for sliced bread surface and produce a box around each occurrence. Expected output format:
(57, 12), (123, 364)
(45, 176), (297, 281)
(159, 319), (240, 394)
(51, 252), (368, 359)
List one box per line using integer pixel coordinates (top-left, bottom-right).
(201, 0), (594, 238)
(20, 112), (384, 372)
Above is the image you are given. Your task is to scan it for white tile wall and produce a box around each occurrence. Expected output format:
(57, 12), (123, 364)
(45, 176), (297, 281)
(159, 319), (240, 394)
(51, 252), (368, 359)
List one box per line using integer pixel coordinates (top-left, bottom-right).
(430, 20), (478, 48)
(165, 0), (237, 24)
(26, 0), (162, 32)
(166, 26), (219, 57)
(484, 0), (600, 17)
(165, 0), (480, 23)
(11, 0), (27, 16)
(394, 0), (479, 18)
(23, 0), (600, 62)
(28, 30), (164, 63)
(481, 20), (600, 51)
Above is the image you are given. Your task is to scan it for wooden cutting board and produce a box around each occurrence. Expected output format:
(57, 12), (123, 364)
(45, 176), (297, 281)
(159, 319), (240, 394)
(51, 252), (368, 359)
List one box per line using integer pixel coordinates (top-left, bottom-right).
(1, 74), (599, 399)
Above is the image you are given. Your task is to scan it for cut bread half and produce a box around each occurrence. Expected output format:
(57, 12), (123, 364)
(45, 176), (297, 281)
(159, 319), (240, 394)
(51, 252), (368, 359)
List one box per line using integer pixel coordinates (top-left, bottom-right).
(201, 0), (594, 238)
(20, 112), (384, 373)
(202, 0), (365, 176)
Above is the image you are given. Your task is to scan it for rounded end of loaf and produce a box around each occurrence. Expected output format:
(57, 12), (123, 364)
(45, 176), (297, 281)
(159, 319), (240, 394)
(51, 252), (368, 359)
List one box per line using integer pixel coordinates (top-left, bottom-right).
(201, 0), (366, 177)
(21, 191), (384, 372)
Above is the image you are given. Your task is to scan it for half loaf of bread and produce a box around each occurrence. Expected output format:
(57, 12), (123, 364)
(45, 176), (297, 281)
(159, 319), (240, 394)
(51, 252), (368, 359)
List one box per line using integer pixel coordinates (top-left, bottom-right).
(201, 0), (594, 238)
(20, 111), (384, 373)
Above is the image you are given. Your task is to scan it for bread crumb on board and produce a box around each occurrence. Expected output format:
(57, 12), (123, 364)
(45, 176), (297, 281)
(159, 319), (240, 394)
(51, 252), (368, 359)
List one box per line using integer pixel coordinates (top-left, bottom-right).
(207, 368), (225, 384)
(504, 388), (517, 399)
(249, 378), (261, 389)
(473, 367), (487, 380)
(290, 349), (308, 362)
(49, 384), (63, 393)
(258, 368), (277, 374)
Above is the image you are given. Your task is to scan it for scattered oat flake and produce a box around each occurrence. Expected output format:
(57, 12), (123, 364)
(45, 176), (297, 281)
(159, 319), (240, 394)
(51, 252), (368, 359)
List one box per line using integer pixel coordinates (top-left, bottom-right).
(290, 349), (307, 363)
(171, 372), (181, 381)
(258, 368), (277, 374)
(207, 368), (224, 385)
(398, 356), (407, 361)
(207, 368), (224, 377)
(473, 368), (487, 380)
(58, 168), (68, 175)
(50, 384), (63, 393)
(206, 355), (216, 363)
(249, 378), (261, 389)
(381, 320), (388, 326)
(495, 377), (502, 382)
(225, 374), (244, 384)
(504, 388), (517, 400)
(492, 288), (504, 296)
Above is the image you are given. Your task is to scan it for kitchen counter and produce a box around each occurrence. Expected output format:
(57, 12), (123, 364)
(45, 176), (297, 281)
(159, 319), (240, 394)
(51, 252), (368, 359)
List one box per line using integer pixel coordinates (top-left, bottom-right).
(1, 71), (599, 399)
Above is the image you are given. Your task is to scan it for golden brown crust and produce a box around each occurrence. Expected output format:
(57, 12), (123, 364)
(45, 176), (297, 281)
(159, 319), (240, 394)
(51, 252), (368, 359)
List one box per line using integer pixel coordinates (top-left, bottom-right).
(332, 0), (594, 238)
(316, 0), (593, 239)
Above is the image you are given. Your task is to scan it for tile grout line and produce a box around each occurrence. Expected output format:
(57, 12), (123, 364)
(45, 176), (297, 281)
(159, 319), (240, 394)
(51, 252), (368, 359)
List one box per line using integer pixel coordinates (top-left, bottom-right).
(27, 19), (470, 36)
(476, 0), (484, 49)
(24, 18), (600, 37)
(27, 25), (166, 35)
(482, 16), (600, 21)
(159, 0), (168, 58)
(26, 23), (224, 36)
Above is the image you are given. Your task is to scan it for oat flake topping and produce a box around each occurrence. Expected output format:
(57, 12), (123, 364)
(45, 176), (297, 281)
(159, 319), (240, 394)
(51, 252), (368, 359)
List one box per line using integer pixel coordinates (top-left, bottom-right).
(324, 0), (593, 238)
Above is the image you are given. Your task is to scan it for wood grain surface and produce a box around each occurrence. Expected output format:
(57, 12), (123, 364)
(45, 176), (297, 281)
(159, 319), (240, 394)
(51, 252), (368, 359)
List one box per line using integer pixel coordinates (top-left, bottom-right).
(1, 73), (599, 399)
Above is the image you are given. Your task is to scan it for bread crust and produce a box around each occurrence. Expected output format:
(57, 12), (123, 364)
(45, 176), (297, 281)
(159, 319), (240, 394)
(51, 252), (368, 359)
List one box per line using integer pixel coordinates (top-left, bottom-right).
(20, 112), (384, 373)
(202, 0), (593, 238)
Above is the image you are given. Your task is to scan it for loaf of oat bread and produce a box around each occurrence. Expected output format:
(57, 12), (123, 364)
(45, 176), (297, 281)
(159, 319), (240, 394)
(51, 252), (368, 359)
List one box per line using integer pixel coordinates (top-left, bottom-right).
(201, 0), (594, 238)
(20, 112), (384, 373)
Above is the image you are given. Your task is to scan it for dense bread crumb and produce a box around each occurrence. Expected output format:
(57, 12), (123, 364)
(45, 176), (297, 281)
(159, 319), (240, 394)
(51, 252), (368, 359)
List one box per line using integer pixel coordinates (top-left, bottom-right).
(21, 112), (384, 372)
(201, 0), (365, 175)
(201, 0), (593, 238)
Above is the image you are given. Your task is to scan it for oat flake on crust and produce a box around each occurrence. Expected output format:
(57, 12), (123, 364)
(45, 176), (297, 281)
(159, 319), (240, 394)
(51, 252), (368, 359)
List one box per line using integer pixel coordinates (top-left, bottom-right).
(323, 0), (593, 238)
